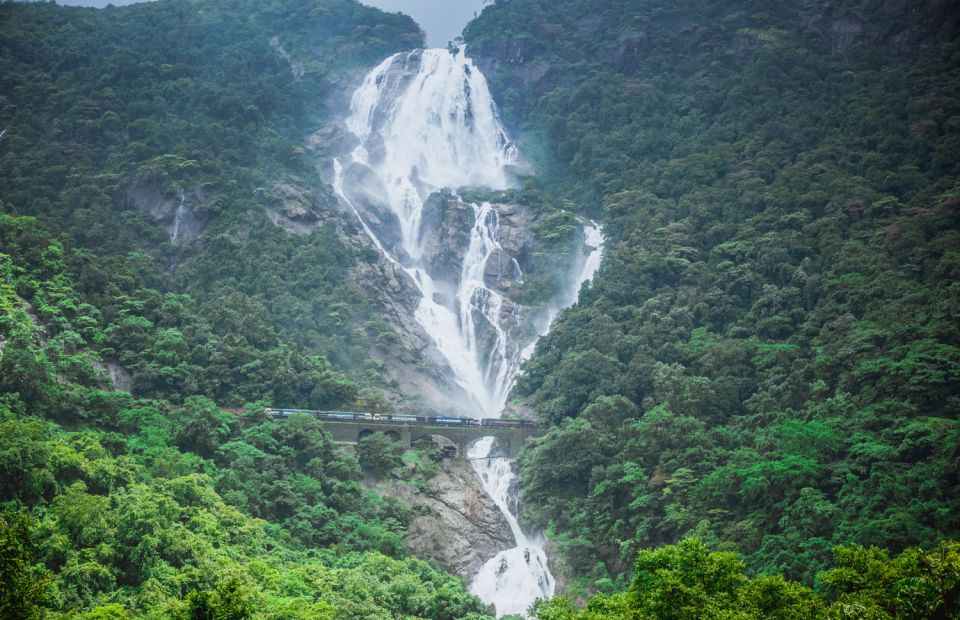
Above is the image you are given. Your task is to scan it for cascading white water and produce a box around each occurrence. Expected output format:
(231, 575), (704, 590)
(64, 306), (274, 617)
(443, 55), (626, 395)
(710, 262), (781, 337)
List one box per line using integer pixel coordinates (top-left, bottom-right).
(520, 221), (604, 361)
(457, 202), (518, 416)
(344, 47), (516, 263)
(468, 438), (553, 617)
(336, 46), (523, 415)
(332, 46), (604, 617)
(467, 222), (602, 617)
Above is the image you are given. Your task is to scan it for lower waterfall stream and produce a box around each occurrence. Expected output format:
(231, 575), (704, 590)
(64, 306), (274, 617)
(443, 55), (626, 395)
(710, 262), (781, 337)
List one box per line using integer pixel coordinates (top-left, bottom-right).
(467, 438), (554, 617)
(332, 46), (603, 617)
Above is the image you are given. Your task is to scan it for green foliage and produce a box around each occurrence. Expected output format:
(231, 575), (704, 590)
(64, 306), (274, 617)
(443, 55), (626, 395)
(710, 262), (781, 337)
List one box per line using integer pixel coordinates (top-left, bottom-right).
(0, 213), (360, 409)
(183, 579), (254, 620)
(819, 540), (960, 619)
(532, 539), (960, 619)
(468, 0), (960, 586)
(357, 432), (405, 475)
(0, 205), (489, 618)
(0, 0), (422, 405)
(0, 365), (488, 618)
(0, 512), (50, 620)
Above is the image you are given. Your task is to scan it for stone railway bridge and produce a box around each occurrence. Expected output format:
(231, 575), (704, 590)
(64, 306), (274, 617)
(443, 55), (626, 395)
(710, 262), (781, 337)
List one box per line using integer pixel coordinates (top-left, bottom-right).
(317, 419), (546, 459)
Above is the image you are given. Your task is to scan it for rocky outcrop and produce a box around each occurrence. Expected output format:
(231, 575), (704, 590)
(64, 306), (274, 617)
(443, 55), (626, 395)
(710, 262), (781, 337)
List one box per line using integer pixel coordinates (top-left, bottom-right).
(325, 173), (593, 415)
(418, 191), (474, 283)
(543, 537), (574, 598)
(268, 36), (305, 80)
(263, 180), (333, 236)
(815, 0), (960, 55)
(372, 457), (515, 580)
(338, 162), (408, 260)
(418, 192), (536, 299)
(125, 182), (209, 245)
(91, 361), (133, 393)
(486, 202), (536, 298)
(307, 121), (360, 155)
(342, 227), (477, 416)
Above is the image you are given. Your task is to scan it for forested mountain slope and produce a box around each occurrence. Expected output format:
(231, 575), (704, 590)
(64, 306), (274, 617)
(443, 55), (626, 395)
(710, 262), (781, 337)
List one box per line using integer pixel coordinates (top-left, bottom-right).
(0, 1), (498, 617)
(0, 216), (494, 617)
(0, 0), (422, 408)
(466, 0), (960, 589)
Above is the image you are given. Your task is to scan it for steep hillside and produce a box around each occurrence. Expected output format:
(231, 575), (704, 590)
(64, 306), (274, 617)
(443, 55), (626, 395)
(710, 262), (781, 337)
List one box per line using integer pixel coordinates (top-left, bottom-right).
(466, 0), (960, 590)
(0, 2), (504, 617)
(0, 0), (423, 407)
(0, 212), (495, 618)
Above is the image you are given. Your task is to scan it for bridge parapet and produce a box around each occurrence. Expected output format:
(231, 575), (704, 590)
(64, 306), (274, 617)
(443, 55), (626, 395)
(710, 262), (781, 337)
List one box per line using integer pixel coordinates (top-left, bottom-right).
(316, 419), (544, 459)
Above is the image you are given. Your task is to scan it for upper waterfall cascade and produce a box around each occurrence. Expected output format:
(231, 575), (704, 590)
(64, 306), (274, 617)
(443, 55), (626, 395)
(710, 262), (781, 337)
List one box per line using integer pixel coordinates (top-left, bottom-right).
(332, 46), (603, 617)
(335, 46), (536, 417)
(345, 47), (517, 264)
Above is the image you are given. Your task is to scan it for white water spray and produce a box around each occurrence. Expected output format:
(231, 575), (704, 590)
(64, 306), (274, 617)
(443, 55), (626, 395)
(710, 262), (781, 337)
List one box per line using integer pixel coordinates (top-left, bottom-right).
(332, 46), (604, 617)
(519, 221), (604, 361)
(336, 47), (524, 415)
(468, 438), (553, 617)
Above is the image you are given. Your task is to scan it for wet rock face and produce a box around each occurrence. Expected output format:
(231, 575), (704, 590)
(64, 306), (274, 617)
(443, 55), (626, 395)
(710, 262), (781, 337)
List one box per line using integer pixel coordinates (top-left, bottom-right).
(372, 457), (515, 580)
(339, 161), (408, 260)
(306, 121), (360, 156)
(341, 188), (558, 416)
(488, 202), (536, 296)
(90, 361), (132, 393)
(345, 237), (477, 416)
(418, 191), (473, 283)
(125, 182), (209, 245)
(417, 191), (536, 300)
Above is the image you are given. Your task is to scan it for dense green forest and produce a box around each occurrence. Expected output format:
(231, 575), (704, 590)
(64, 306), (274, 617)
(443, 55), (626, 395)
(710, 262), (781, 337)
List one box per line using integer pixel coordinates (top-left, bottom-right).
(0, 0), (421, 401)
(0, 0), (496, 617)
(466, 0), (960, 596)
(531, 538), (960, 619)
(0, 212), (494, 616)
(3, 0), (960, 616)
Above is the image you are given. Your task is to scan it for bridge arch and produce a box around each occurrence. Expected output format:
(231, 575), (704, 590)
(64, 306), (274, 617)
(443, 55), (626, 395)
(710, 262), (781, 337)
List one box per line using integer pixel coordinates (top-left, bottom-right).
(412, 432), (461, 458)
(358, 428), (402, 443)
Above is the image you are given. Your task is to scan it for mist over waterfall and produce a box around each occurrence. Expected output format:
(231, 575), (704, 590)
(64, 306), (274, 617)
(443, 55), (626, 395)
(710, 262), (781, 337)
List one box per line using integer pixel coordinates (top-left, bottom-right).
(468, 438), (553, 616)
(333, 46), (603, 617)
(345, 47), (517, 265)
(335, 46), (529, 416)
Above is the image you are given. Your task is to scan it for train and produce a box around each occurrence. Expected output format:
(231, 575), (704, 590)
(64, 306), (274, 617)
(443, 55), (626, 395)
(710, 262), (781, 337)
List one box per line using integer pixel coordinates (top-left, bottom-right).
(265, 408), (537, 428)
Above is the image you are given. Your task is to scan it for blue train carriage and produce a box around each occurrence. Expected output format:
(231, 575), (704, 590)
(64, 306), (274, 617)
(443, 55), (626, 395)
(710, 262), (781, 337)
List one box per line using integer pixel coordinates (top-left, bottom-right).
(480, 418), (537, 428)
(431, 416), (480, 427)
(316, 411), (372, 421)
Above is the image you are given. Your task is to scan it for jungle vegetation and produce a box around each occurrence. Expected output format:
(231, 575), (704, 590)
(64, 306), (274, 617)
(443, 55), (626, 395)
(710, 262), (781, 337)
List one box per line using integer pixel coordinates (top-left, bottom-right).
(1, 0), (959, 616)
(0, 214), (494, 617)
(465, 0), (960, 597)
(0, 0), (493, 616)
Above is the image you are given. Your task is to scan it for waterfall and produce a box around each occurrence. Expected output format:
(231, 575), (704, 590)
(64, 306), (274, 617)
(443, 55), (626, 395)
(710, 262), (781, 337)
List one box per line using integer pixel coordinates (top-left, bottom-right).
(335, 46), (522, 416)
(171, 188), (187, 242)
(457, 202), (517, 416)
(520, 220), (604, 361)
(332, 46), (604, 618)
(468, 438), (553, 617)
